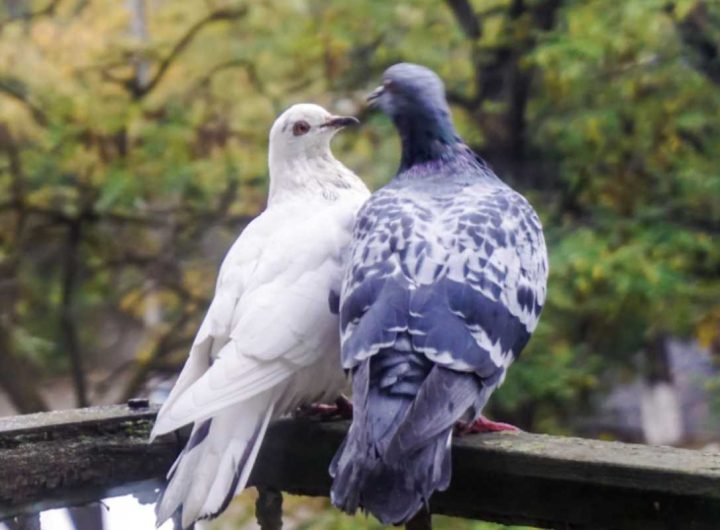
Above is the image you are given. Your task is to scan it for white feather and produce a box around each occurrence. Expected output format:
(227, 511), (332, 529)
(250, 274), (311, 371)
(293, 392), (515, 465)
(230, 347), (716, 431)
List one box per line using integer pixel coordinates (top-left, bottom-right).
(154, 104), (369, 528)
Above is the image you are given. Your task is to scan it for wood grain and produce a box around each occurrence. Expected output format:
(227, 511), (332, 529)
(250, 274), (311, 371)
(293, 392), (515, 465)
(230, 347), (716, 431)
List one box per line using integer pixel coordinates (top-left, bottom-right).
(2, 405), (720, 529)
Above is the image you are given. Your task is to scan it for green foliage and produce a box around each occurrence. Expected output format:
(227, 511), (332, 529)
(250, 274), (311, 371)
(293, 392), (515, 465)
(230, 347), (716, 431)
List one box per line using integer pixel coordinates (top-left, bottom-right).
(0, 0), (717, 526)
(509, 0), (720, 427)
(0, 0), (718, 427)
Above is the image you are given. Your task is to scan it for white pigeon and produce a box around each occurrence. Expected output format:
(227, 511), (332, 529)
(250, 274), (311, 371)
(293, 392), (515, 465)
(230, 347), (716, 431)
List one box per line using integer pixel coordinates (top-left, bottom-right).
(151, 103), (370, 528)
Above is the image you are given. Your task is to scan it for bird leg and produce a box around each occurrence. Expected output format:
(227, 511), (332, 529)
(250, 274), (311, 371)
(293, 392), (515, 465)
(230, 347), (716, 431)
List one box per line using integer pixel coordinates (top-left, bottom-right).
(405, 507), (432, 530)
(334, 394), (354, 418)
(255, 487), (283, 530)
(297, 395), (353, 420)
(455, 415), (521, 435)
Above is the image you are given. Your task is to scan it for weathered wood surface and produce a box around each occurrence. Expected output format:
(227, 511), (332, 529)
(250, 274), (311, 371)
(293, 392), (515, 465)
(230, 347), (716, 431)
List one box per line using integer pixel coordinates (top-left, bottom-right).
(2, 405), (720, 529)
(0, 405), (174, 519)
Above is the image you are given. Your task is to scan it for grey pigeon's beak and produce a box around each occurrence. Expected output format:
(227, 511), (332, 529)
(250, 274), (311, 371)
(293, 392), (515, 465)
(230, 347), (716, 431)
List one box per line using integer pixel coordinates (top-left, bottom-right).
(322, 115), (360, 129)
(366, 85), (384, 106)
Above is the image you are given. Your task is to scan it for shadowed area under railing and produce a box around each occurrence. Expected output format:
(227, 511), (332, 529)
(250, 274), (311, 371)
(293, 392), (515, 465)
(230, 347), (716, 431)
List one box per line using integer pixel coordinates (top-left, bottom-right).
(1, 404), (720, 529)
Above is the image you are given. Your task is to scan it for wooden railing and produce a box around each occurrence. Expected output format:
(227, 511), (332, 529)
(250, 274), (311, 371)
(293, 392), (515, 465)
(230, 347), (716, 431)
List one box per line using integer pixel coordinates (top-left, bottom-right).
(1, 404), (720, 529)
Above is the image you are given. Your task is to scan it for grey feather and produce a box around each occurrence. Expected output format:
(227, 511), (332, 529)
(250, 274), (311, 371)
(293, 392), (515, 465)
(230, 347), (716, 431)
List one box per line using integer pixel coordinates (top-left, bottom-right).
(331, 63), (548, 524)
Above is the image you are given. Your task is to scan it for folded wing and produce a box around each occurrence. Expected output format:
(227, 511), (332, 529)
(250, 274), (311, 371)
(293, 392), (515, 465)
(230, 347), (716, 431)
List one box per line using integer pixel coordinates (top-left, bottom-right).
(153, 199), (356, 436)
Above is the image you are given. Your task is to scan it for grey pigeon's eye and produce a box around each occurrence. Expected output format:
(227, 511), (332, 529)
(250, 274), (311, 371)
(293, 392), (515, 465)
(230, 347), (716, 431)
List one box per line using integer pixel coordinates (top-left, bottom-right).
(292, 120), (311, 136)
(383, 79), (396, 92)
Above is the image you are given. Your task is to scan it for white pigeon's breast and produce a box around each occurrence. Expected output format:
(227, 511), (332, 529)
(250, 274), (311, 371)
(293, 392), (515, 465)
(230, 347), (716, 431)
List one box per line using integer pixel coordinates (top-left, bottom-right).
(193, 183), (367, 370)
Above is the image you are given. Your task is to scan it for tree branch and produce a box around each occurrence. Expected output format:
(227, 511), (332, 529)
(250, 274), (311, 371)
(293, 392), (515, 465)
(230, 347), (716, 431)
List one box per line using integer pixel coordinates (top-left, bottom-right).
(0, 201), (255, 231)
(668, 1), (720, 85)
(0, 124), (28, 236)
(445, 0), (481, 39)
(0, 128), (48, 416)
(59, 218), (88, 407)
(133, 6), (249, 98)
(191, 57), (266, 96)
(0, 0), (62, 32)
(0, 78), (47, 126)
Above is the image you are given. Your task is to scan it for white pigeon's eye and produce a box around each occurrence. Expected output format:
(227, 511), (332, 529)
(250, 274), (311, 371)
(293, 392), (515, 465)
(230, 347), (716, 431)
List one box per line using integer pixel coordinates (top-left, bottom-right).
(292, 120), (311, 136)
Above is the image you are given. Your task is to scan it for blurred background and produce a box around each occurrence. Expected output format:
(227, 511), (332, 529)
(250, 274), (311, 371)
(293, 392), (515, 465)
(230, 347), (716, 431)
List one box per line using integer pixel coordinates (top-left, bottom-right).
(0, 0), (718, 528)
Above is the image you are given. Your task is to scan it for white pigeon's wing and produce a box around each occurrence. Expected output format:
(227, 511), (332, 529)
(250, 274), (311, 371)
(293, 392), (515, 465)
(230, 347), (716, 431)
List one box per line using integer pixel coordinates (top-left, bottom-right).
(340, 181), (548, 383)
(151, 212), (272, 438)
(153, 196), (363, 435)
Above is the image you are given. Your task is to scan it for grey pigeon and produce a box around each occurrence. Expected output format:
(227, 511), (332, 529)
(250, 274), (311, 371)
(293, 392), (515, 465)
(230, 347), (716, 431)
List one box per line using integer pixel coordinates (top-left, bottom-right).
(329, 64), (548, 524)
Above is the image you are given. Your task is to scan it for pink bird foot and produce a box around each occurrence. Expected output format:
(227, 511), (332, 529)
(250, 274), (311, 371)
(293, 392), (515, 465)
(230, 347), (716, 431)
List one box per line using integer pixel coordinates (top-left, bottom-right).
(298, 395), (353, 421)
(455, 415), (521, 435)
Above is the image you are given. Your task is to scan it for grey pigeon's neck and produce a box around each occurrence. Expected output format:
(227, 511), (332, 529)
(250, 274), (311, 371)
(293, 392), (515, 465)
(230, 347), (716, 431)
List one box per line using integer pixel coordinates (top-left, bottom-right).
(395, 143), (499, 186)
(393, 105), (461, 173)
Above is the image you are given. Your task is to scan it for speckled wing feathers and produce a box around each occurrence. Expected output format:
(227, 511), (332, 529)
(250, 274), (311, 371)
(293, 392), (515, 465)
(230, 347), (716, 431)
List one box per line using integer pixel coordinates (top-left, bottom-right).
(340, 170), (547, 384)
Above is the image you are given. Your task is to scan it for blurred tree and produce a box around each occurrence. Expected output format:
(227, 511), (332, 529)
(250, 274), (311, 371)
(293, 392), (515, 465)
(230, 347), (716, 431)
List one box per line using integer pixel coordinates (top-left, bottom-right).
(0, 0), (258, 412)
(0, 1), (718, 529)
(0, 0), (718, 438)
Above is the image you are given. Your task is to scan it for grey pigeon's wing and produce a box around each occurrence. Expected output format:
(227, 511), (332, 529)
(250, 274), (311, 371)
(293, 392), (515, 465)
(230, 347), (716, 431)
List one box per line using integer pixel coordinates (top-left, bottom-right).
(339, 179), (547, 384)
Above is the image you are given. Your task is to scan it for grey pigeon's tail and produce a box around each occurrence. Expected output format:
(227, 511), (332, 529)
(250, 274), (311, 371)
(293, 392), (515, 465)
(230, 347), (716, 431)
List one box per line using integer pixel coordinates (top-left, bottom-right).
(330, 343), (487, 524)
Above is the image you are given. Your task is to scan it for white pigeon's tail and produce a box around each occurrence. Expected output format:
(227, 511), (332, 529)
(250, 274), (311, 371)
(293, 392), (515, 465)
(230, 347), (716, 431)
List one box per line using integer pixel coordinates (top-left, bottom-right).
(156, 391), (275, 529)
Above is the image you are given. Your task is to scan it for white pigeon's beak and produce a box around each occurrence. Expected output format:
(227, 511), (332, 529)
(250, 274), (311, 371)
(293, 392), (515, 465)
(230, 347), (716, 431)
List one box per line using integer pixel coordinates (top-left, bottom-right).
(366, 85), (384, 106)
(321, 115), (360, 129)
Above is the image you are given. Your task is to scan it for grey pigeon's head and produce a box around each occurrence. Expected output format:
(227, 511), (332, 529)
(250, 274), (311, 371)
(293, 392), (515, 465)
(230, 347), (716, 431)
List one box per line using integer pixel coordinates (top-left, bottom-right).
(368, 63), (459, 171)
(269, 103), (359, 162)
(368, 63), (447, 117)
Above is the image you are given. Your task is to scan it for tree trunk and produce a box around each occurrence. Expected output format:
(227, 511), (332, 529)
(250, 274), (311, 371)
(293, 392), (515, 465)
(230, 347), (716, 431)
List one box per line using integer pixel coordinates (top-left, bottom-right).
(0, 326), (48, 414)
(59, 220), (87, 408)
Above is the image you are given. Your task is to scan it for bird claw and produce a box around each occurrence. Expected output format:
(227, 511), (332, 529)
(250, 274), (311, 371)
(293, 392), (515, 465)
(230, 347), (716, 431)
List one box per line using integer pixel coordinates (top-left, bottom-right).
(298, 403), (339, 420)
(455, 415), (521, 435)
(297, 395), (353, 421)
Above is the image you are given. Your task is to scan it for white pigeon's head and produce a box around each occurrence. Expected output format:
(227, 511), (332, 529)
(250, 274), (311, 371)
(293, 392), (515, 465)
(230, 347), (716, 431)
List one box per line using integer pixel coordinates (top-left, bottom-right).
(269, 103), (359, 162)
